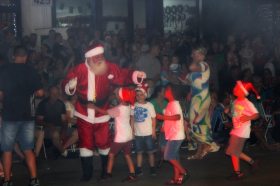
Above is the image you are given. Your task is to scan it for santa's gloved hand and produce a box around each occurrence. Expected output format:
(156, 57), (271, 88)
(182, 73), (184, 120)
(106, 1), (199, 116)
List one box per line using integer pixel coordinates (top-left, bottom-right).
(68, 77), (77, 90)
(132, 71), (146, 85)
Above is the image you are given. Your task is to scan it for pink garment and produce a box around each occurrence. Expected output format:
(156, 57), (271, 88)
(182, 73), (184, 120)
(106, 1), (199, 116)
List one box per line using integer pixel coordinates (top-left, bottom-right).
(163, 101), (185, 140)
(230, 98), (258, 138)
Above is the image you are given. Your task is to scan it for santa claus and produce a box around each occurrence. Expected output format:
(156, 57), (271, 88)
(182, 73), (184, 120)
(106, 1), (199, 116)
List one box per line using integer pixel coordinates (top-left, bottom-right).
(62, 44), (146, 181)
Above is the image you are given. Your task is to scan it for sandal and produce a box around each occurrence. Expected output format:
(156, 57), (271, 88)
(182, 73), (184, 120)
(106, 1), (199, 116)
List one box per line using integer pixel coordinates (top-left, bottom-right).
(165, 179), (177, 185)
(187, 154), (201, 160)
(176, 172), (190, 185)
(198, 150), (210, 159)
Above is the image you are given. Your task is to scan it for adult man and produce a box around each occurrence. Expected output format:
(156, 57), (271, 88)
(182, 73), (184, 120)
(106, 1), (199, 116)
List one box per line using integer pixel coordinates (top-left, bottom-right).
(62, 44), (146, 181)
(135, 43), (161, 82)
(35, 86), (67, 157)
(0, 45), (44, 186)
(135, 43), (161, 96)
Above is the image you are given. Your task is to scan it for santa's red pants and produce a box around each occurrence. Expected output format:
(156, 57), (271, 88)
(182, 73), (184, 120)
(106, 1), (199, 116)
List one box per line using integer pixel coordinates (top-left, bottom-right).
(76, 118), (111, 157)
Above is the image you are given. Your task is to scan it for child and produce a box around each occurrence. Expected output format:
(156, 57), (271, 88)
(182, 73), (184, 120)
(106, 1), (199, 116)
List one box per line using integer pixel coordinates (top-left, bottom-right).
(132, 83), (157, 176)
(156, 84), (189, 184)
(91, 87), (136, 182)
(211, 91), (232, 145)
(226, 81), (260, 180)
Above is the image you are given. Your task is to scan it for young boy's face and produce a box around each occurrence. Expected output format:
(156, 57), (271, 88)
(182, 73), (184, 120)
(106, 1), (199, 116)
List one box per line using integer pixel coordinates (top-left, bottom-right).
(164, 86), (173, 101)
(233, 85), (246, 98)
(136, 90), (146, 103)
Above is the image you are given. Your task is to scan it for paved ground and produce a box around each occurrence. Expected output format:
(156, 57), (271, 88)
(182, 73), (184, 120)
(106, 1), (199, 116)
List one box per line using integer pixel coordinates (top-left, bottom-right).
(7, 146), (280, 186)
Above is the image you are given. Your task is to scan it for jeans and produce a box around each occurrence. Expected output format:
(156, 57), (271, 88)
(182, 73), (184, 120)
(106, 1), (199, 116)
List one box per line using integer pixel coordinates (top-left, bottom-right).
(1, 120), (35, 151)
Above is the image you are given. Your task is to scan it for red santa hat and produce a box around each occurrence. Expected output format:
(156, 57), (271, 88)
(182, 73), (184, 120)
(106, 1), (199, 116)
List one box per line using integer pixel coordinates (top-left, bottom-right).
(135, 82), (149, 97)
(118, 87), (136, 107)
(85, 44), (104, 59)
(236, 80), (261, 99)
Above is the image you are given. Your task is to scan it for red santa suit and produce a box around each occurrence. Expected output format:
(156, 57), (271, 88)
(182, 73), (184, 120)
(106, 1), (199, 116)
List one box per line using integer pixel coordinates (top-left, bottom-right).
(62, 46), (143, 158)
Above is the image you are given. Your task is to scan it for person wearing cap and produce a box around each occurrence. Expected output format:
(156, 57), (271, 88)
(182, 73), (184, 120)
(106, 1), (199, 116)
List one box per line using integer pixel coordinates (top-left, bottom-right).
(225, 80), (260, 180)
(0, 45), (44, 186)
(89, 87), (136, 182)
(62, 44), (146, 181)
(132, 82), (157, 176)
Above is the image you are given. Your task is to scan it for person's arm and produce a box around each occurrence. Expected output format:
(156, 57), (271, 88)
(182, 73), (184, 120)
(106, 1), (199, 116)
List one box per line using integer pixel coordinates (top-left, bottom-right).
(130, 115), (135, 138)
(156, 113), (181, 121)
(108, 62), (146, 85)
(239, 113), (259, 123)
(61, 114), (67, 127)
(189, 62), (202, 72)
(152, 117), (156, 139)
(0, 91), (3, 102)
(62, 65), (79, 96)
(87, 103), (108, 115)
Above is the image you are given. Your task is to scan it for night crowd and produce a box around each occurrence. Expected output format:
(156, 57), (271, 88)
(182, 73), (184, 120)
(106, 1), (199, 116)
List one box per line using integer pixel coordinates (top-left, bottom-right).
(0, 26), (280, 186)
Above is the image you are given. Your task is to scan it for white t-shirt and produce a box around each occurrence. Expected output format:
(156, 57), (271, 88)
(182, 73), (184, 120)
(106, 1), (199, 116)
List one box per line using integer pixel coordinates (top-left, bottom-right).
(132, 102), (156, 136)
(108, 105), (133, 143)
(163, 101), (185, 140)
(230, 98), (258, 138)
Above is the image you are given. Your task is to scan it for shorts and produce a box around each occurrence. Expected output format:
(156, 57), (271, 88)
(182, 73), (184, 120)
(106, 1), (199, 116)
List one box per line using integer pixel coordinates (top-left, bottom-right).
(226, 135), (247, 157)
(135, 135), (156, 154)
(158, 132), (167, 149)
(164, 140), (183, 160)
(1, 121), (35, 151)
(109, 141), (132, 155)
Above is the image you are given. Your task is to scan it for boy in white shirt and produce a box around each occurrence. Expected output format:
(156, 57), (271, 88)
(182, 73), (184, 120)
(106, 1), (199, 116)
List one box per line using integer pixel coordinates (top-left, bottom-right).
(156, 84), (189, 185)
(132, 83), (157, 176)
(91, 87), (136, 182)
(226, 81), (260, 180)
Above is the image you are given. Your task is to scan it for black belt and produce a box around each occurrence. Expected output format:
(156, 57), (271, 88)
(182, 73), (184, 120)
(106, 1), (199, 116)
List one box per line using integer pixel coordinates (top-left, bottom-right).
(78, 97), (107, 107)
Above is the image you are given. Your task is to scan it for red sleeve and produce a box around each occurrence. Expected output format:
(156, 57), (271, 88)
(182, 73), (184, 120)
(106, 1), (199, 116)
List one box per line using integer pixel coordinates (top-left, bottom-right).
(107, 62), (134, 85)
(61, 64), (81, 93)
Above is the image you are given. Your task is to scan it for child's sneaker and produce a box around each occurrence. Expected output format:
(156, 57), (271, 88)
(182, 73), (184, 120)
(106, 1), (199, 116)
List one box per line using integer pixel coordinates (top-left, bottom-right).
(122, 173), (137, 182)
(29, 178), (40, 186)
(227, 171), (245, 181)
(150, 167), (157, 176)
(135, 167), (143, 176)
(98, 173), (112, 181)
(3, 181), (13, 186)
(250, 159), (260, 173)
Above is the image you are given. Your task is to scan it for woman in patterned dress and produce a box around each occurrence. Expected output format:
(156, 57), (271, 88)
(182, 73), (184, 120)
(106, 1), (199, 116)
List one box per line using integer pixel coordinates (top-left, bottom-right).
(179, 47), (219, 159)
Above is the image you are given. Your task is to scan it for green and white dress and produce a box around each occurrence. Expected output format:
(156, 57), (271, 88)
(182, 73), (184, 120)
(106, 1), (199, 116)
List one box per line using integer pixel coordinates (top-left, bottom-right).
(188, 62), (217, 149)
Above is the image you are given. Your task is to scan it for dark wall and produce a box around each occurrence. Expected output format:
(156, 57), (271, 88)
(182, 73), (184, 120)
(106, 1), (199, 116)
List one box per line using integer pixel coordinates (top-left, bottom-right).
(202, 0), (280, 41)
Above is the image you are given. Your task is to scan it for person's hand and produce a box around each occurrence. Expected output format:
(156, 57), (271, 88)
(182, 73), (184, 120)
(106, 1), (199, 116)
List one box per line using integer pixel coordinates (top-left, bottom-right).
(178, 76), (190, 85)
(137, 71), (146, 79)
(152, 131), (157, 139)
(87, 102), (97, 109)
(239, 115), (250, 123)
(68, 77), (77, 90)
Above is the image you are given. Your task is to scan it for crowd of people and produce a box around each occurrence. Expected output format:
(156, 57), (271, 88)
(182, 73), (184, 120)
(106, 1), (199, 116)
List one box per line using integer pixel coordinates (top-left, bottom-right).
(0, 26), (280, 186)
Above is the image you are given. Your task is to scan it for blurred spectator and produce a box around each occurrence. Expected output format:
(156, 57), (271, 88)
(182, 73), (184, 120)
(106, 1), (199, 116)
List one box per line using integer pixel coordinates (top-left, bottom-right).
(36, 86), (67, 157)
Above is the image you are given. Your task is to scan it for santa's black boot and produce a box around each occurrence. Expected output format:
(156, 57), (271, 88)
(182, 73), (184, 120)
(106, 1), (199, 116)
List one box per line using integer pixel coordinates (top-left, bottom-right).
(100, 155), (109, 179)
(80, 157), (93, 182)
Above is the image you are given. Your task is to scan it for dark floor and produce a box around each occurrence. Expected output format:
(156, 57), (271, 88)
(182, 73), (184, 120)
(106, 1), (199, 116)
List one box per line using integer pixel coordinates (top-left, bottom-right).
(8, 147), (280, 186)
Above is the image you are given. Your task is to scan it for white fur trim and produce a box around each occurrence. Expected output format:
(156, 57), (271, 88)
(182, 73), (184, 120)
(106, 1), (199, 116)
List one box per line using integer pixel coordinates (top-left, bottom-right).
(80, 148), (93, 157)
(108, 74), (114, 79)
(65, 83), (76, 95)
(135, 87), (147, 97)
(74, 111), (111, 124)
(132, 71), (145, 85)
(237, 81), (248, 95)
(85, 46), (104, 58)
(118, 88), (123, 99)
(98, 148), (110, 155)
